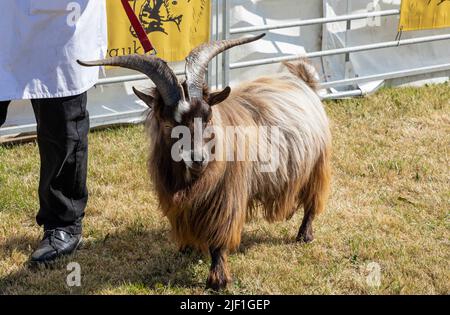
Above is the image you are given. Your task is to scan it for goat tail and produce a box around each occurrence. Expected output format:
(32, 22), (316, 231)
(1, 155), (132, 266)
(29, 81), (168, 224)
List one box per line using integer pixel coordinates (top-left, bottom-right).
(283, 58), (320, 92)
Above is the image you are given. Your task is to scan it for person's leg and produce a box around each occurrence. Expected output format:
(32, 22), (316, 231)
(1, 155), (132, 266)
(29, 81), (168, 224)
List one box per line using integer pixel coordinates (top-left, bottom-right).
(29, 92), (89, 264)
(31, 92), (89, 234)
(0, 101), (10, 127)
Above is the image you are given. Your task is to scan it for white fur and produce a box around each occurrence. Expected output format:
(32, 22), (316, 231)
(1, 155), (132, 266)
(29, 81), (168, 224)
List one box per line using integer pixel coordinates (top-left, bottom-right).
(174, 100), (191, 123)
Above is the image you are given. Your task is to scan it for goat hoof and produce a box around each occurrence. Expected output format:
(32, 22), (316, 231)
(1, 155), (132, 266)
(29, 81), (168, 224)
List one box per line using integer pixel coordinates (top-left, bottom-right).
(206, 278), (229, 291)
(296, 223), (314, 243)
(206, 274), (230, 291)
(296, 231), (314, 243)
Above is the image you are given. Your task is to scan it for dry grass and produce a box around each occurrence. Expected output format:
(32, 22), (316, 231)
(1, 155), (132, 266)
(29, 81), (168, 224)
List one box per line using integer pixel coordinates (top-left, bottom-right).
(0, 84), (449, 294)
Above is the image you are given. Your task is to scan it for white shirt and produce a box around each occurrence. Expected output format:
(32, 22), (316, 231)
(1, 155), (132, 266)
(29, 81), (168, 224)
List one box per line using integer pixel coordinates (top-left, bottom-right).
(0, 0), (107, 101)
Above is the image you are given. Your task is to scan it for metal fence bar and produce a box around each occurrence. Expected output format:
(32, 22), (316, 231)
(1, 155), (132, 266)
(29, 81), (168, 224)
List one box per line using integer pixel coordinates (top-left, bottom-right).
(96, 69), (186, 86)
(0, 108), (148, 137)
(321, 89), (363, 100)
(207, 0), (216, 88)
(321, 63), (450, 89)
(215, 0), (220, 89)
(97, 74), (146, 86)
(230, 33), (450, 70)
(230, 9), (400, 34)
(221, 0), (230, 87)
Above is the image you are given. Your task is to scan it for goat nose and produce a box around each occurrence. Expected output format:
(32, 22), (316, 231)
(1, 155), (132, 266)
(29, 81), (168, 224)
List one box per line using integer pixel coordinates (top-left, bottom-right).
(191, 151), (203, 163)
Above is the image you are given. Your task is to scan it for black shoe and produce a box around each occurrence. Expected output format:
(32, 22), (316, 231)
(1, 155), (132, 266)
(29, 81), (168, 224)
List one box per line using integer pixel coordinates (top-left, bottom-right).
(29, 229), (82, 265)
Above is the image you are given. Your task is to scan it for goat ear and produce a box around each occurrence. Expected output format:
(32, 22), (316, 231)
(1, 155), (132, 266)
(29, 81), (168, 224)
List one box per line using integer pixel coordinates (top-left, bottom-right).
(133, 87), (155, 108)
(207, 86), (231, 106)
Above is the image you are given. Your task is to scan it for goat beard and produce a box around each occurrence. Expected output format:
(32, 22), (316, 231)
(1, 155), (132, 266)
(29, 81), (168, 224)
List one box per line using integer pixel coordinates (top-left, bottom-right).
(170, 160), (226, 207)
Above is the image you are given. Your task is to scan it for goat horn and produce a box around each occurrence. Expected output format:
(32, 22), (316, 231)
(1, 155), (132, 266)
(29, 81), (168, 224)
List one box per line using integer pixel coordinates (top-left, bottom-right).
(185, 33), (266, 100)
(77, 55), (182, 107)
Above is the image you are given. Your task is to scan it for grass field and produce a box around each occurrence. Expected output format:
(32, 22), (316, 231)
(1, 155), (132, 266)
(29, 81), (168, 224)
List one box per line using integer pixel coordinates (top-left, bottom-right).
(0, 84), (449, 294)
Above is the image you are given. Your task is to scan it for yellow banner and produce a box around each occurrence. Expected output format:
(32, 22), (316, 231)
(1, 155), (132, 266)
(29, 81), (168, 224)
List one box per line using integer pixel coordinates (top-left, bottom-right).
(106, 0), (210, 62)
(399, 0), (450, 31)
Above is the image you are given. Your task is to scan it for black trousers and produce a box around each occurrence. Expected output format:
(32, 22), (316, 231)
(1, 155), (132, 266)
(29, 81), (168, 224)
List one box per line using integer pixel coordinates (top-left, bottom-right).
(0, 93), (89, 234)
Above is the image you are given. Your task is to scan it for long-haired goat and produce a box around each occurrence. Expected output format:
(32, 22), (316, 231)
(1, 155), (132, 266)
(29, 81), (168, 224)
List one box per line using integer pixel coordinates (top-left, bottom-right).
(78, 33), (331, 290)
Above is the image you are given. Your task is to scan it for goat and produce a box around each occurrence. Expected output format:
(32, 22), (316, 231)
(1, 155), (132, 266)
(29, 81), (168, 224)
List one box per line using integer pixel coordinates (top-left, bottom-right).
(78, 33), (331, 290)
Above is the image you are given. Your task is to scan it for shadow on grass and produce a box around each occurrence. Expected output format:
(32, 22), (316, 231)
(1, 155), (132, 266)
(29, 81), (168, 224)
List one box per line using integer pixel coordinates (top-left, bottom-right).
(0, 226), (206, 294)
(0, 223), (294, 294)
(0, 233), (40, 256)
(239, 231), (296, 254)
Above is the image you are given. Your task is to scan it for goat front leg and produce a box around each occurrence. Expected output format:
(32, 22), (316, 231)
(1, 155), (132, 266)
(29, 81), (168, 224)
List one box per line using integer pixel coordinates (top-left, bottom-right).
(206, 246), (231, 291)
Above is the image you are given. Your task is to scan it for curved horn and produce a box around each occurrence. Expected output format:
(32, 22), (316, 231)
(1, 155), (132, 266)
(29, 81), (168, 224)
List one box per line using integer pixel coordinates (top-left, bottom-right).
(77, 55), (182, 107)
(185, 33), (266, 99)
